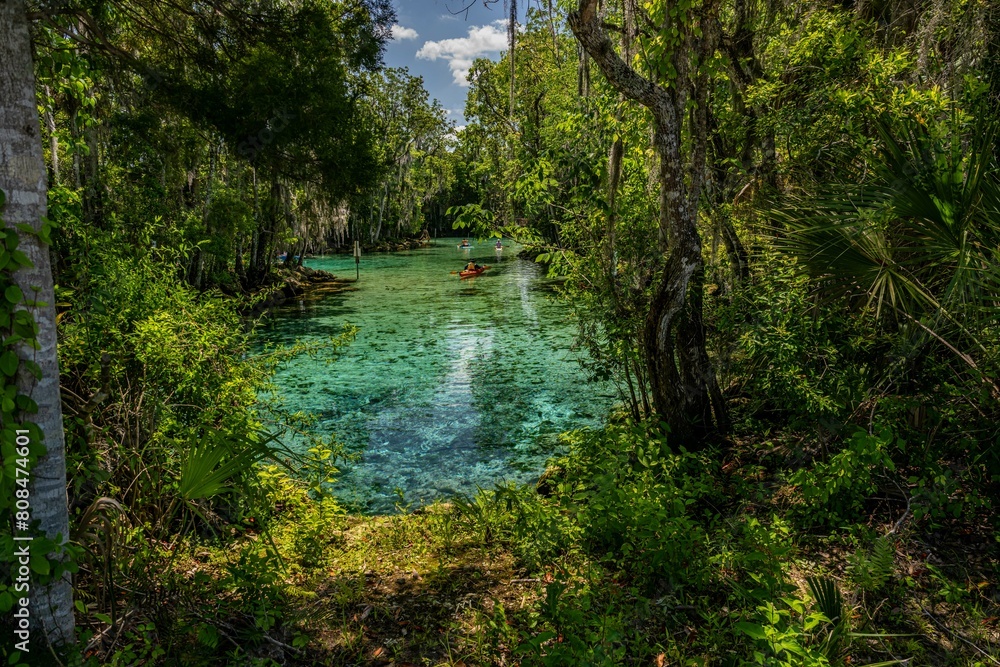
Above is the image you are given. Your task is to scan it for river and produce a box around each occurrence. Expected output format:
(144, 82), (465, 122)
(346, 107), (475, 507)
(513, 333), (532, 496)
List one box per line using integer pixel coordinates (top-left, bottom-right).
(256, 238), (617, 512)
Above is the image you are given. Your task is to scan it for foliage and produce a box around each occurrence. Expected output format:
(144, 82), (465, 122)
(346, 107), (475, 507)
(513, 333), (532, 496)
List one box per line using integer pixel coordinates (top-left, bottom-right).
(350, 67), (457, 242)
(712, 251), (871, 426)
(9, 0), (1000, 663)
(848, 536), (896, 593)
(789, 428), (897, 527)
(35, 0), (406, 288)
(551, 425), (718, 591)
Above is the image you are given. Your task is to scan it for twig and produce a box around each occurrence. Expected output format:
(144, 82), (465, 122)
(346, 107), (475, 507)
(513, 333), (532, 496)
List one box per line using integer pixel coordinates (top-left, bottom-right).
(191, 609), (305, 656)
(886, 477), (913, 536)
(922, 608), (1000, 664)
(84, 608), (140, 655)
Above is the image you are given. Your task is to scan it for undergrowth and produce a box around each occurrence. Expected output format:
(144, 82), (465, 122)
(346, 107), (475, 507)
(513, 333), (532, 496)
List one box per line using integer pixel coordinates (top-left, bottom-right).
(56, 418), (999, 667)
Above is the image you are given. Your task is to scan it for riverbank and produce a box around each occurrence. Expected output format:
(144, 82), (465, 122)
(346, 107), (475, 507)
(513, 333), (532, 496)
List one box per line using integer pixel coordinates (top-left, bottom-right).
(321, 236), (431, 255)
(242, 264), (356, 315)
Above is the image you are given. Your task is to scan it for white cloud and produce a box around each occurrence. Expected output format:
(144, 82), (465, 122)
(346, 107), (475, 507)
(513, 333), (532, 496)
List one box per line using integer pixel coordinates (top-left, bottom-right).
(444, 125), (467, 142)
(416, 20), (509, 87)
(391, 24), (419, 40)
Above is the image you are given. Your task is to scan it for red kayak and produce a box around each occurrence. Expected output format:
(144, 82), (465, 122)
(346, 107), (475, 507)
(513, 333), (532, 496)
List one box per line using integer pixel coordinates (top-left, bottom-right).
(459, 266), (488, 279)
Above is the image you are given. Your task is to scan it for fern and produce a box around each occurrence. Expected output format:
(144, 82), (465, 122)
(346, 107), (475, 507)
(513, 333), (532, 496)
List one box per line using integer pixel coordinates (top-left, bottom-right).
(848, 536), (895, 591)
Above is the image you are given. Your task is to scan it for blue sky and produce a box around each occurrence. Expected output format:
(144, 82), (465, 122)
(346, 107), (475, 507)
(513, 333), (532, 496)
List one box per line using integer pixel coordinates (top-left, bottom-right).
(384, 1), (530, 125)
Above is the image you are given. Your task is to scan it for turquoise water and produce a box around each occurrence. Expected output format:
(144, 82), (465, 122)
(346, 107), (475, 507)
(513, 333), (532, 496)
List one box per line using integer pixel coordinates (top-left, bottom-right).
(257, 238), (617, 513)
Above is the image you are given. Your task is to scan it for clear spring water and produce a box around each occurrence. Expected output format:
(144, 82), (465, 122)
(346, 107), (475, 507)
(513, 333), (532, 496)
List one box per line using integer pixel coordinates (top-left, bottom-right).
(256, 238), (617, 513)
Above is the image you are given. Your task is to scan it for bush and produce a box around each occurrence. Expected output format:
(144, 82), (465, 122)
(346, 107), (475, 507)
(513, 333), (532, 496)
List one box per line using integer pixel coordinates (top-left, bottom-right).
(552, 425), (720, 591)
(712, 252), (871, 428)
(788, 428), (896, 527)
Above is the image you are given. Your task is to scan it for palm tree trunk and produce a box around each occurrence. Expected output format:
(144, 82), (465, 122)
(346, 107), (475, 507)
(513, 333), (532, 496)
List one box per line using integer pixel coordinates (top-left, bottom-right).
(0, 0), (75, 648)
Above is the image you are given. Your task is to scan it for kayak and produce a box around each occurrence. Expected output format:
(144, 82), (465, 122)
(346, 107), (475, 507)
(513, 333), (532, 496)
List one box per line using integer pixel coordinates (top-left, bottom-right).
(458, 244), (472, 249)
(459, 266), (487, 279)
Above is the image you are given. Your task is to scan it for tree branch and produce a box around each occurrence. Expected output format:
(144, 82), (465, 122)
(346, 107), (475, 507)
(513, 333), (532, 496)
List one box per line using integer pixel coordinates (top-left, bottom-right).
(567, 0), (668, 114)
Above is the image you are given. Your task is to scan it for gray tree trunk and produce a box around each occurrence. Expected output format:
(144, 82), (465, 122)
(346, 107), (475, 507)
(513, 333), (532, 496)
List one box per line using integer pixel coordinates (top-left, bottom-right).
(43, 86), (59, 184)
(0, 0), (75, 648)
(569, 0), (728, 441)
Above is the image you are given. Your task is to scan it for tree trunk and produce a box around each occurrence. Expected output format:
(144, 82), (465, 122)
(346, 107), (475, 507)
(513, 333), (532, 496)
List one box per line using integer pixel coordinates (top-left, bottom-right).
(569, 0), (727, 442)
(43, 86), (59, 185)
(508, 0), (517, 123)
(234, 238), (246, 283)
(719, 212), (749, 282)
(81, 123), (101, 228)
(375, 181), (387, 242)
(192, 144), (216, 290)
(0, 0), (75, 648)
(642, 122), (715, 440)
(546, 0), (559, 58)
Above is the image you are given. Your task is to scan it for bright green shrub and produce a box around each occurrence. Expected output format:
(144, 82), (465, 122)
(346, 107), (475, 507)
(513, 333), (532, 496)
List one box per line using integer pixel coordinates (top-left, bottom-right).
(555, 425), (718, 591)
(788, 428), (896, 526)
(713, 252), (870, 427)
(55, 234), (278, 539)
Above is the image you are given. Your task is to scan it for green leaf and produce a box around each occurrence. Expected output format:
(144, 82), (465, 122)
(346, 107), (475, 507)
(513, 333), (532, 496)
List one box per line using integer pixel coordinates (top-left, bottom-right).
(16, 395), (38, 413)
(736, 622), (768, 640)
(5, 286), (23, 304)
(0, 351), (17, 377)
(21, 360), (41, 380)
(10, 250), (31, 269)
(196, 624), (220, 648)
(29, 551), (50, 575)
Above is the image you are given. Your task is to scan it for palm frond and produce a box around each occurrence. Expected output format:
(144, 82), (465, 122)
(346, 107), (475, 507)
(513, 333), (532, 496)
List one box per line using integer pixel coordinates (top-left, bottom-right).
(770, 113), (1000, 334)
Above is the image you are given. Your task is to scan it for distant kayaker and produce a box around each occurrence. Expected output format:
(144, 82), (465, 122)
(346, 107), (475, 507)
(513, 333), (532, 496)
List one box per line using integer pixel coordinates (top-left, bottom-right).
(495, 240), (503, 249)
(460, 239), (471, 247)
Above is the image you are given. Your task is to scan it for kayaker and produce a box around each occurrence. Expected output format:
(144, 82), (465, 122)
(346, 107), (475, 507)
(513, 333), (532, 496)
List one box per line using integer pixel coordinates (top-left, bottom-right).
(495, 240), (503, 249)
(460, 239), (471, 247)
(465, 260), (480, 271)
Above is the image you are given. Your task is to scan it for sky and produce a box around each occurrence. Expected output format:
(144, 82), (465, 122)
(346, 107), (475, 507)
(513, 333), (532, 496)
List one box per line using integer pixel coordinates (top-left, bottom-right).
(383, 0), (529, 126)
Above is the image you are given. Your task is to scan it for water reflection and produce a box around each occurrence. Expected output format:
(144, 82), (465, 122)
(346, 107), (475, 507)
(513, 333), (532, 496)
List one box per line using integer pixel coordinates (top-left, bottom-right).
(257, 238), (616, 512)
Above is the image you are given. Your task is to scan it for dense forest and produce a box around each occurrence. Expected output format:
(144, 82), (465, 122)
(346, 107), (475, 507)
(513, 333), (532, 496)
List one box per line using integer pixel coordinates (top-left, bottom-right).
(1, 0), (999, 665)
